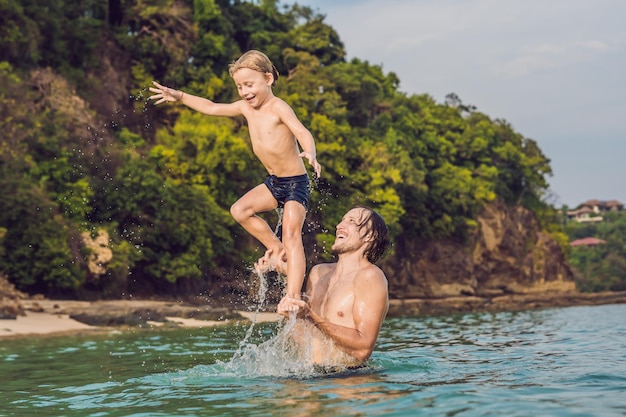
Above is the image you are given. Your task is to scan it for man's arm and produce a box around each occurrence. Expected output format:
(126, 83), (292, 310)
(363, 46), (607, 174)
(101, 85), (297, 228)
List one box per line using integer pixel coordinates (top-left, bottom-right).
(305, 266), (389, 363)
(149, 81), (243, 117)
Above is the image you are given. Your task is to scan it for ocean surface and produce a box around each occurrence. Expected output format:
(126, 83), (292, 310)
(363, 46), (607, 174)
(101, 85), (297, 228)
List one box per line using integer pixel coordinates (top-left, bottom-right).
(1, 303), (625, 417)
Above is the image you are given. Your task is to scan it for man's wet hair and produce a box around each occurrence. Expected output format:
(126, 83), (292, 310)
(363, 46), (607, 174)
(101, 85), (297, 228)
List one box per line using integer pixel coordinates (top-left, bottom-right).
(354, 206), (390, 264)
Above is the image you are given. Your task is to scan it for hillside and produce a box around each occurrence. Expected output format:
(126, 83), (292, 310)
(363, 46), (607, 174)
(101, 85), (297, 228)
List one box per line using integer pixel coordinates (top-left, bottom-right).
(0, 0), (577, 305)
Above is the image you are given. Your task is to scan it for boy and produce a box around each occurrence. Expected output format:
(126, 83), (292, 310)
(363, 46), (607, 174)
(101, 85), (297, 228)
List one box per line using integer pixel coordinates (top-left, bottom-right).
(149, 50), (321, 309)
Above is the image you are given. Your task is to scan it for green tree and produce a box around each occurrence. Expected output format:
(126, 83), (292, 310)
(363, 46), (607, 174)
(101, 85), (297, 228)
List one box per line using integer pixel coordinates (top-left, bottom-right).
(0, 178), (85, 293)
(0, 0), (563, 298)
(565, 212), (626, 292)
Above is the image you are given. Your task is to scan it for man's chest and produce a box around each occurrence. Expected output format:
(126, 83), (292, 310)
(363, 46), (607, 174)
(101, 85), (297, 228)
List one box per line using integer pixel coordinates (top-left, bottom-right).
(315, 277), (355, 318)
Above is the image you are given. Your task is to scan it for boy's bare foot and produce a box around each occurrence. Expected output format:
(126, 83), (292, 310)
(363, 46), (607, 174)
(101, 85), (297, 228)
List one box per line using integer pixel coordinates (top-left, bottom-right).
(254, 248), (287, 275)
(277, 294), (304, 316)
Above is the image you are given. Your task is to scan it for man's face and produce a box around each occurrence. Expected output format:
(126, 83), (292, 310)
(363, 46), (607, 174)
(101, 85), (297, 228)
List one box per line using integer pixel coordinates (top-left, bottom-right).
(332, 208), (370, 255)
(232, 68), (272, 108)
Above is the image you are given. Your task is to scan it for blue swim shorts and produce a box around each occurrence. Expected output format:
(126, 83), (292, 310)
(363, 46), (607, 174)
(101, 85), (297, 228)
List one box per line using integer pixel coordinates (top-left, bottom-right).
(264, 174), (311, 211)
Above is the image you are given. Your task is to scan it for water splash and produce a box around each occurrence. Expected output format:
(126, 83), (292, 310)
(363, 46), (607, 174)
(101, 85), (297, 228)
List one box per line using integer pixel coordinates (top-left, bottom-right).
(216, 315), (318, 379)
(274, 207), (283, 235)
(212, 265), (318, 378)
(210, 270), (361, 379)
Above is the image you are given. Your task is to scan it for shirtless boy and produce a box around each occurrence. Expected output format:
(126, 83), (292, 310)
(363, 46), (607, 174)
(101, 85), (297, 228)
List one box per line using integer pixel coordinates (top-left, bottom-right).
(149, 50), (321, 308)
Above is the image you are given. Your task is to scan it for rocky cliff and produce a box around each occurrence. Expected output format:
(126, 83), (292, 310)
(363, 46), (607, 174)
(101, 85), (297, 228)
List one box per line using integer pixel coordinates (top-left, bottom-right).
(385, 201), (575, 299)
(5, 195), (625, 324)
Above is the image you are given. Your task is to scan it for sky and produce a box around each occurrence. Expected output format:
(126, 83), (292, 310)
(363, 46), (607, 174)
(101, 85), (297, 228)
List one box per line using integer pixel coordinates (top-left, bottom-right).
(288, 0), (626, 208)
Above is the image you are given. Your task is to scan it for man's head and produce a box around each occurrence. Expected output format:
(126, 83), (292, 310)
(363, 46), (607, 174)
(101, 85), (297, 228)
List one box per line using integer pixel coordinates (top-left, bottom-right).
(228, 50), (279, 86)
(332, 206), (390, 264)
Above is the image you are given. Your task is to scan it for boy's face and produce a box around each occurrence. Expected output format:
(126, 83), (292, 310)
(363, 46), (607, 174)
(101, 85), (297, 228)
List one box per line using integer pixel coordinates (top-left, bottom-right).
(232, 68), (273, 108)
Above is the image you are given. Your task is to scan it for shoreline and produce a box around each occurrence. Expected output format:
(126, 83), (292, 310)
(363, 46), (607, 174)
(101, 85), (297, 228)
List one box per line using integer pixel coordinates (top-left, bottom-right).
(2, 291), (626, 340)
(0, 298), (281, 340)
(388, 290), (626, 317)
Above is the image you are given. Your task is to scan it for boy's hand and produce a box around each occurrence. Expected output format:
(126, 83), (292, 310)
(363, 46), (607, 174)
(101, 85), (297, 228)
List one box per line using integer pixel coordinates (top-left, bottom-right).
(148, 81), (183, 104)
(299, 152), (321, 178)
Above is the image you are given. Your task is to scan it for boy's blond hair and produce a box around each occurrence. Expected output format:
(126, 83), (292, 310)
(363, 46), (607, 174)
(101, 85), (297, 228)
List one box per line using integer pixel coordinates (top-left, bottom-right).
(228, 50), (280, 86)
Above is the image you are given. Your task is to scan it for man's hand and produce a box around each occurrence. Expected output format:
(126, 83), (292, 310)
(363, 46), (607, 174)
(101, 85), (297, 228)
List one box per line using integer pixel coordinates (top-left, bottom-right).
(148, 81), (183, 104)
(299, 152), (321, 178)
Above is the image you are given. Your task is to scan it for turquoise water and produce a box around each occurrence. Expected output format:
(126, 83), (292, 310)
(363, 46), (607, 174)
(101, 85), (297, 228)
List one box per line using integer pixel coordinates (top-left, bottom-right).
(1, 303), (625, 416)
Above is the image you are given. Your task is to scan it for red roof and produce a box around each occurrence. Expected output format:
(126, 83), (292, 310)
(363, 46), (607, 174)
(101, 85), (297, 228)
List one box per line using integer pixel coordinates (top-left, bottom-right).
(583, 199), (603, 206)
(570, 237), (606, 247)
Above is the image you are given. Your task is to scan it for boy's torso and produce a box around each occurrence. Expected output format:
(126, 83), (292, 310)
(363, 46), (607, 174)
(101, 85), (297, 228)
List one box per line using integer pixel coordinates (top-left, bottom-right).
(242, 98), (306, 177)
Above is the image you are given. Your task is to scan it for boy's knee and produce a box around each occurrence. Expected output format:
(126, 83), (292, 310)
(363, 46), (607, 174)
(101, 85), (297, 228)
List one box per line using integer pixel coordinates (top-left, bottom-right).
(230, 202), (247, 223)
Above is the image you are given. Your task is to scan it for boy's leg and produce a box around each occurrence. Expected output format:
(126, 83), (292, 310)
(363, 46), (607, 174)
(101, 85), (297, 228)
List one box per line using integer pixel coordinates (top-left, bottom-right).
(280, 200), (307, 300)
(230, 184), (282, 253)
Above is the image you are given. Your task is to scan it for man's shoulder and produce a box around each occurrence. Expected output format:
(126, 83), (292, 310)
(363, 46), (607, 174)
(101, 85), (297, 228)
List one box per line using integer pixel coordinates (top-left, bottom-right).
(356, 264), (388, 287)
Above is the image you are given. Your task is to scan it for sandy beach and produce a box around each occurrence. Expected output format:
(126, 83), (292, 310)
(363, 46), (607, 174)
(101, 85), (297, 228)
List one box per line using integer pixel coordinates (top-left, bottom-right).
(0, 298), (281, 339)
(2, 282), (625, 339)
(0, 311), (95, 337)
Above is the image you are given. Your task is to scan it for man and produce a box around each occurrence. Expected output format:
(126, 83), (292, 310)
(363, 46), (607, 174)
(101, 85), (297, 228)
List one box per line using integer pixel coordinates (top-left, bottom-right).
(256, 206), (390, 369)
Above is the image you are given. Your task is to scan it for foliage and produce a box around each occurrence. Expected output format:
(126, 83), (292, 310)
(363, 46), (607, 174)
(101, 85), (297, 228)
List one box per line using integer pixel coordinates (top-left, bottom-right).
(564, 212), (626, 292)
(0, 0), (558, 296)
(0, 178), (85, 293)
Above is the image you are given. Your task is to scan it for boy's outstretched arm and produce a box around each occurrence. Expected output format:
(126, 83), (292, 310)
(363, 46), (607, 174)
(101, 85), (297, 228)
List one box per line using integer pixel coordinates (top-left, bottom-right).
(149, 81), (242, 118)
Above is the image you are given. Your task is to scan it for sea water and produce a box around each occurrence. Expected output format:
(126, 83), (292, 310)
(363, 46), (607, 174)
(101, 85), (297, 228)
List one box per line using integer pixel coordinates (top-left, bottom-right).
(1, 303), (625, 417)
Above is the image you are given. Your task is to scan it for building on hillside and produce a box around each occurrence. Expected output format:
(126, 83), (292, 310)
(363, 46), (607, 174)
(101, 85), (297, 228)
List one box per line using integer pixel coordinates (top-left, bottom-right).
(566, 206), (604, 223)
(581, 199), (624, 213)
(570, 237), (606, 247)
(566, 199), (624, 223)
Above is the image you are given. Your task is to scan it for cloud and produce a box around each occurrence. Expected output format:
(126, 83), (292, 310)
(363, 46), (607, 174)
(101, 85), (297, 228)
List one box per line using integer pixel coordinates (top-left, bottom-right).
(576, 40), (610, 51)
(492, 38), (617, 78)
(294, 0), (626, 207)
(314, 0), (524, 55)
(386, 33), (442, 50)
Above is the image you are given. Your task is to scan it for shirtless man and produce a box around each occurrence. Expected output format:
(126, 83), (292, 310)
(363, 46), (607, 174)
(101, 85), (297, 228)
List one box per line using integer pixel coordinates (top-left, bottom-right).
(257, 206), (390, 368)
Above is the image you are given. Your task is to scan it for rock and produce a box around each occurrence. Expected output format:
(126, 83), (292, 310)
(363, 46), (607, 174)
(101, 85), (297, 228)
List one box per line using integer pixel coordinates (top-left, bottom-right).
(0, 275), (28, 300)
(62, 300), (246, 327)
(0, 312), (17, 320)
(1, 299), (24, 317)
(0, 275), (27, 318)
(28, 302), (44, 313)
(387, 291), (626, 318)
(185, 308), (242, 321)
(69, 308), (167, 326)
(384, 201), (575, 299)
